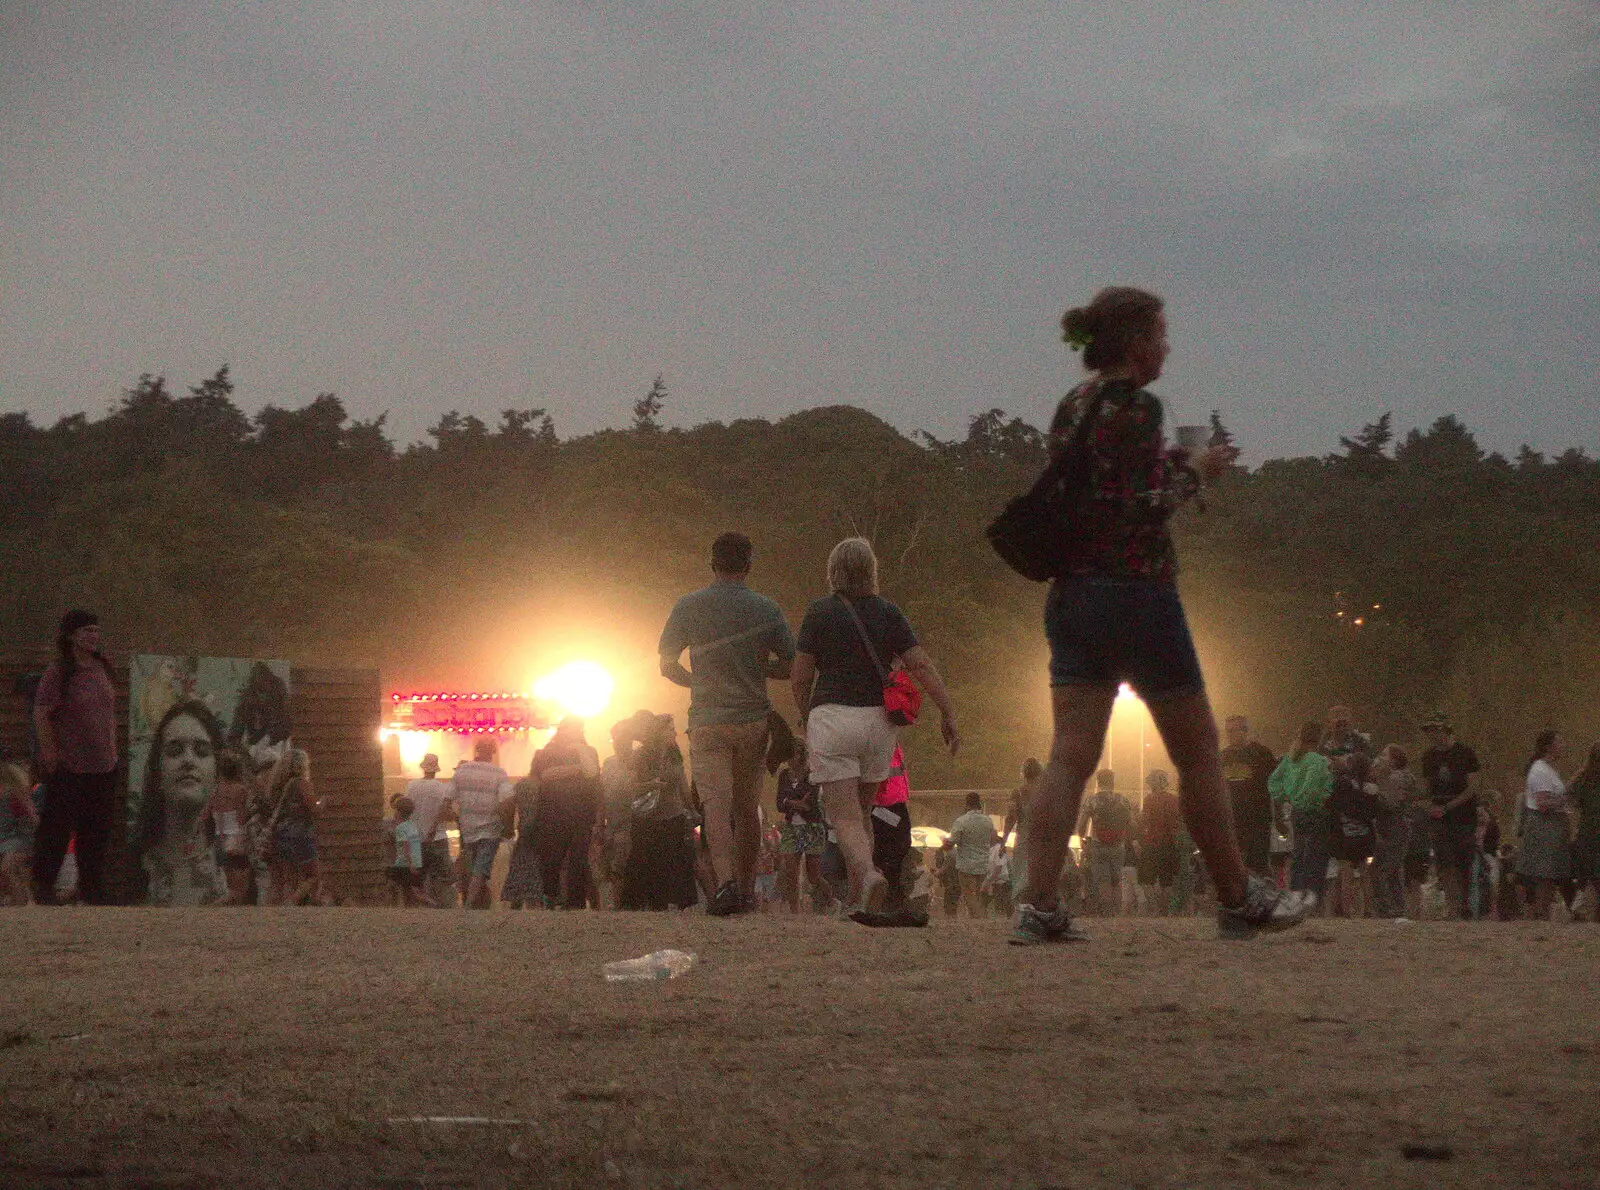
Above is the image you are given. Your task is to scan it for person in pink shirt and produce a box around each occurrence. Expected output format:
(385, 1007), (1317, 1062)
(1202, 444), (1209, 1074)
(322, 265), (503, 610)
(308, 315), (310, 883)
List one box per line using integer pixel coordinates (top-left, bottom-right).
(32, 610), (119, 905)
(862, 746), (926, 926)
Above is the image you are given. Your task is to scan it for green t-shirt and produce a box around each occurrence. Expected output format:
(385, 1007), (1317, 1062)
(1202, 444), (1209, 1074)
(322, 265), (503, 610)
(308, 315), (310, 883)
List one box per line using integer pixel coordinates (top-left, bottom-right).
(949, 809), (997, 876)
(1268, 751), (1333, 814)
(659, 581), (796, 731)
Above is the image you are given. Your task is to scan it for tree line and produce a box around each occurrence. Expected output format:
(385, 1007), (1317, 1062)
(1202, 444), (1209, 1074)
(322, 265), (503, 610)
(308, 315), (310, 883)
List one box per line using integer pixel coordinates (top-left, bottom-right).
(3, 368), (1597, 805)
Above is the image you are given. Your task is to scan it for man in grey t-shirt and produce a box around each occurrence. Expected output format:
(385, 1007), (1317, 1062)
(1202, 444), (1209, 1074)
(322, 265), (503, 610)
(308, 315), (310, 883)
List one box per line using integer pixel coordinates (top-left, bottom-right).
(659, 532), (795, 915)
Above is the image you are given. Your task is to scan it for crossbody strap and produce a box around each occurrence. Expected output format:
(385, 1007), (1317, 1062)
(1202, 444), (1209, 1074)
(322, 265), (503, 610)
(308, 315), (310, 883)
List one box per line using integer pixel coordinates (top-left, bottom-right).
(1053, 381), (1110, 462)
(836, 594), (890, 687)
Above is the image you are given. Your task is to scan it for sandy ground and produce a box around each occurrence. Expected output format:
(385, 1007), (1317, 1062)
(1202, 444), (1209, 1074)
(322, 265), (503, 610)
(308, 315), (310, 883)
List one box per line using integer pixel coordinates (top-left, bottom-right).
(1, 908), (1598, 1190)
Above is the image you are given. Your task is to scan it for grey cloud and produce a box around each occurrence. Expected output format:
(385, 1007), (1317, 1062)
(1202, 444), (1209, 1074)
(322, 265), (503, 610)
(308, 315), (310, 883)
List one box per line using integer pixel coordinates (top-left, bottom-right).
(0, 0), (1593, 456)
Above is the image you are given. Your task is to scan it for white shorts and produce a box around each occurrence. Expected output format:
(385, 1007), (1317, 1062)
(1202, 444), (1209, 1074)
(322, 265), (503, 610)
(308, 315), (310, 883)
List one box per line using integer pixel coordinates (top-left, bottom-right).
(806, 703), (897, 786)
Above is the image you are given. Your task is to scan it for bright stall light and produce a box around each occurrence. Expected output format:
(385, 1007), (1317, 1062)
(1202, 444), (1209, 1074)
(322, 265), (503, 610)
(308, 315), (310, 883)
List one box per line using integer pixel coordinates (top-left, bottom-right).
(534, 660), (615, 720)
(392, 730), (434, 770)
(1116, 682), (1138, 703)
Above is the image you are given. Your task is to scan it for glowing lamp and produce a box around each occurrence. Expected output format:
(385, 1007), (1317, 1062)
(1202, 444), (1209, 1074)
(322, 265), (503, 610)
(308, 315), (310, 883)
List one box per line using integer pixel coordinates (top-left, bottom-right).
(534, 661), (615, 720)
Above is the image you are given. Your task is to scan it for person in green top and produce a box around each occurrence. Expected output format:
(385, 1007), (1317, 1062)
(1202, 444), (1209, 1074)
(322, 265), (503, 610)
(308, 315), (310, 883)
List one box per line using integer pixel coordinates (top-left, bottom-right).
(1269, 720), (1334, 907)
(1567, 742), (1600, 920)
(659, 532), (796, 916)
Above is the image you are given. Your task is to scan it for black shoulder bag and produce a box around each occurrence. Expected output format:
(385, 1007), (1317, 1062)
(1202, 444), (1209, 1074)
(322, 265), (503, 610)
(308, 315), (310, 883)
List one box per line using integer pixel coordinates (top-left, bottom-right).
(985, 387), (1108, 581)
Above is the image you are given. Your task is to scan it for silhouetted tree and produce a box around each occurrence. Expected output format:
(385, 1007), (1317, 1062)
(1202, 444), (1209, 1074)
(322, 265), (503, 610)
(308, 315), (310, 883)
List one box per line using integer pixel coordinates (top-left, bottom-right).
(920, 409), (1046, 469)
(1208, 410), (1235, 451)
(1337, 412), (1393, 469)
(633, 375), (667, 432)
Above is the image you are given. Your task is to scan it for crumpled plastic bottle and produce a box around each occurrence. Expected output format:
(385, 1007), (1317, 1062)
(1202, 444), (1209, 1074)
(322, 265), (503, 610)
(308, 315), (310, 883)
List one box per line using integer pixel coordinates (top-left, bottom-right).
(602, 949), (698, 982)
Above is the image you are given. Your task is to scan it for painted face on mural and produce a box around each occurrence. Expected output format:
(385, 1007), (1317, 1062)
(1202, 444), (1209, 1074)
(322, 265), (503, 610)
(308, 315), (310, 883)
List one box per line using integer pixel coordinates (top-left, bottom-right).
(161, 712), (217, 809)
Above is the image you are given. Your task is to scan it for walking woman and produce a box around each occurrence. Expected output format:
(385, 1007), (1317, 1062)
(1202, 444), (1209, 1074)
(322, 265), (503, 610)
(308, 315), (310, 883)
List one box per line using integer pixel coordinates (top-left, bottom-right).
(1368, 744), (1421, 919)
(1517, 730), (1572, 919)
(499, 768), (544, 910)
(790, 537), (960, 921)
(1013, 287), (1305, 942)
(31, 610), (119, 905)
(1269, 722), (1334, 909)
(1566, 743), (1600, 921)
(530, 717), (603, 909)
(267, 749), (330, 905)
(1005, 758), (1043, 905)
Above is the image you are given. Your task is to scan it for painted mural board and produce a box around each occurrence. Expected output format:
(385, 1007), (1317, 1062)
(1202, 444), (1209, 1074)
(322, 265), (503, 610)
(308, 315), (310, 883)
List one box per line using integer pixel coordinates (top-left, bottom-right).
(128, 656), (291, 904)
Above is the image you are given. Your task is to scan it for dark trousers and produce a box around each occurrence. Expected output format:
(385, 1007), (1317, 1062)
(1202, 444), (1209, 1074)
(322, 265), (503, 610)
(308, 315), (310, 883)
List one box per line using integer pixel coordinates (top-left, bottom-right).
(33, 770), (118, 904)
(534, 802), (594, 909)
(1289, 806), (1331, 900)
(871, 802), (912, 898)
(1370, 816), (1409, 918)
(620, 815), (697, 911)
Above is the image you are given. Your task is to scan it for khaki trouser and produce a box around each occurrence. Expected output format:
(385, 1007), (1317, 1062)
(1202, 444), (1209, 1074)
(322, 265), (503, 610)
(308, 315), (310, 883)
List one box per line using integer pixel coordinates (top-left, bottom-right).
(958, 872), (987, 917)
(689, 719), (769, 892)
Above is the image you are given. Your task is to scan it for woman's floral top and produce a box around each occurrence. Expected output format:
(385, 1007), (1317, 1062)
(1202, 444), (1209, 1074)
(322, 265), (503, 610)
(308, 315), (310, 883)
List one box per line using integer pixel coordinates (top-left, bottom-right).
(1048, 377), (1190, 582)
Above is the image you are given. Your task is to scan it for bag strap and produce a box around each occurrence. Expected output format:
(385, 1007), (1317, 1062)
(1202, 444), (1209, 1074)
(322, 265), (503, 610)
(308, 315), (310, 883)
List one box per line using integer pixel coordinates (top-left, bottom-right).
(1058, 382), (1110, 462)
(836, 594), (890, 687)
(264, 778), (294, 832)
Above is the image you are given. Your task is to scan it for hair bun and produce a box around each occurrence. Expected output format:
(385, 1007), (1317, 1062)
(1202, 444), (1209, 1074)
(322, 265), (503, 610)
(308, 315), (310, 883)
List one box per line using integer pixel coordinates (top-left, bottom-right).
(1061, 307), (1092, 339)
(1060, 286), (1163, 367)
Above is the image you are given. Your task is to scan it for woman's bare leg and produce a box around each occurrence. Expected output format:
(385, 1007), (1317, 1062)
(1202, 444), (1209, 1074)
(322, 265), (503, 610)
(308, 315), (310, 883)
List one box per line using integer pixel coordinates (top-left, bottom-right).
(777, 852), (801, 912)
(1533, 881), (1555, 920)
(1146, 691), (1249, 908)
(268, 862), (290, 905)
(803, 855), (830, 911)
(820, 777), (880, 907)
(1021, 686), (1117, 908)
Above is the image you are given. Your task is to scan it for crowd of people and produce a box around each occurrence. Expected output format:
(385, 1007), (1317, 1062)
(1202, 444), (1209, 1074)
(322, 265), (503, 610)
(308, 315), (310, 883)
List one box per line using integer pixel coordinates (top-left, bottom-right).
(378, 730), (946, 921)
(9, 286), (1594, 939)
(919, 708), (1600, 925)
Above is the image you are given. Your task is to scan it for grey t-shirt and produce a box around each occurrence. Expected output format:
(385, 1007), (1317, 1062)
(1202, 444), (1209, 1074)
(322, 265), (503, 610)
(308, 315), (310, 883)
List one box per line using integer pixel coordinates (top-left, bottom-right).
(659, 581), (796, 731)
(404, 777), (453, 842)
(452, 761), (512, 845)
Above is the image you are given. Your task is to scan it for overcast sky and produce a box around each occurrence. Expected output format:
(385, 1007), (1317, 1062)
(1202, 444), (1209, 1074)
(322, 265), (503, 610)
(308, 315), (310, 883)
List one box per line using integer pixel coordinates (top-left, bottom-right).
(2, 1), (1595, 459)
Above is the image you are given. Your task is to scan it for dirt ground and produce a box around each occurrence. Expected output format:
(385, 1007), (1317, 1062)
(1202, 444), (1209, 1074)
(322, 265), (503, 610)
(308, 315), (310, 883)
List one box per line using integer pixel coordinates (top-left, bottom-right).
(1, 908), (1597, 1190)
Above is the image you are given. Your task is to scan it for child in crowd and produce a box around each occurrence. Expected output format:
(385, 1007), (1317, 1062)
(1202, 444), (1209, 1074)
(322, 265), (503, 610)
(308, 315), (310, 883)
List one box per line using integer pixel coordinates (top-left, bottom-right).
(386, 794), (434, 907)
(753, 821), (779, 911)
(0, 762), (40, 905)
(984, 841), (1013, 918)
(212, 751), (253, 905)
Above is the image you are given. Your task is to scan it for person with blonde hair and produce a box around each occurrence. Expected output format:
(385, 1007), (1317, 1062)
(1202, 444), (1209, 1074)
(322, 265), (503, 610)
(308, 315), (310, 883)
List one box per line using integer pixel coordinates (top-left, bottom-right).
(1011, 286), (1305, 942)
(266, 748), (330, 905)
(791, 536), (959, 922)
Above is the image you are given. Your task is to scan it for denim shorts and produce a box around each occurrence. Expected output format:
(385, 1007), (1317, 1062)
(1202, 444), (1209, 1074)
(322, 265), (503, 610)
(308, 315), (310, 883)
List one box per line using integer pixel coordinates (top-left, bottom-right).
(466, 838), (501, 878)
(1045, 576), (1204, 702)
(273, 820), (319, 866)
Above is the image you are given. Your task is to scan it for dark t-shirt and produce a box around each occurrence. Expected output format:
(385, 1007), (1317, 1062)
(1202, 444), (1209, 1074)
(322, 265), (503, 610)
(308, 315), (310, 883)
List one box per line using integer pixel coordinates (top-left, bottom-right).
(1220, 741), (1276, 830)
(1141, 788), (1180, 848)
(35, 660), (118, 775)
(796, 594), (918, 711)
(1328, 773), (1376, 836)
(1422, 742), (1481, 827)
(275, 777), (316, 829)
(776, 768), (822, 824)
(535, 741), (601, 814)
